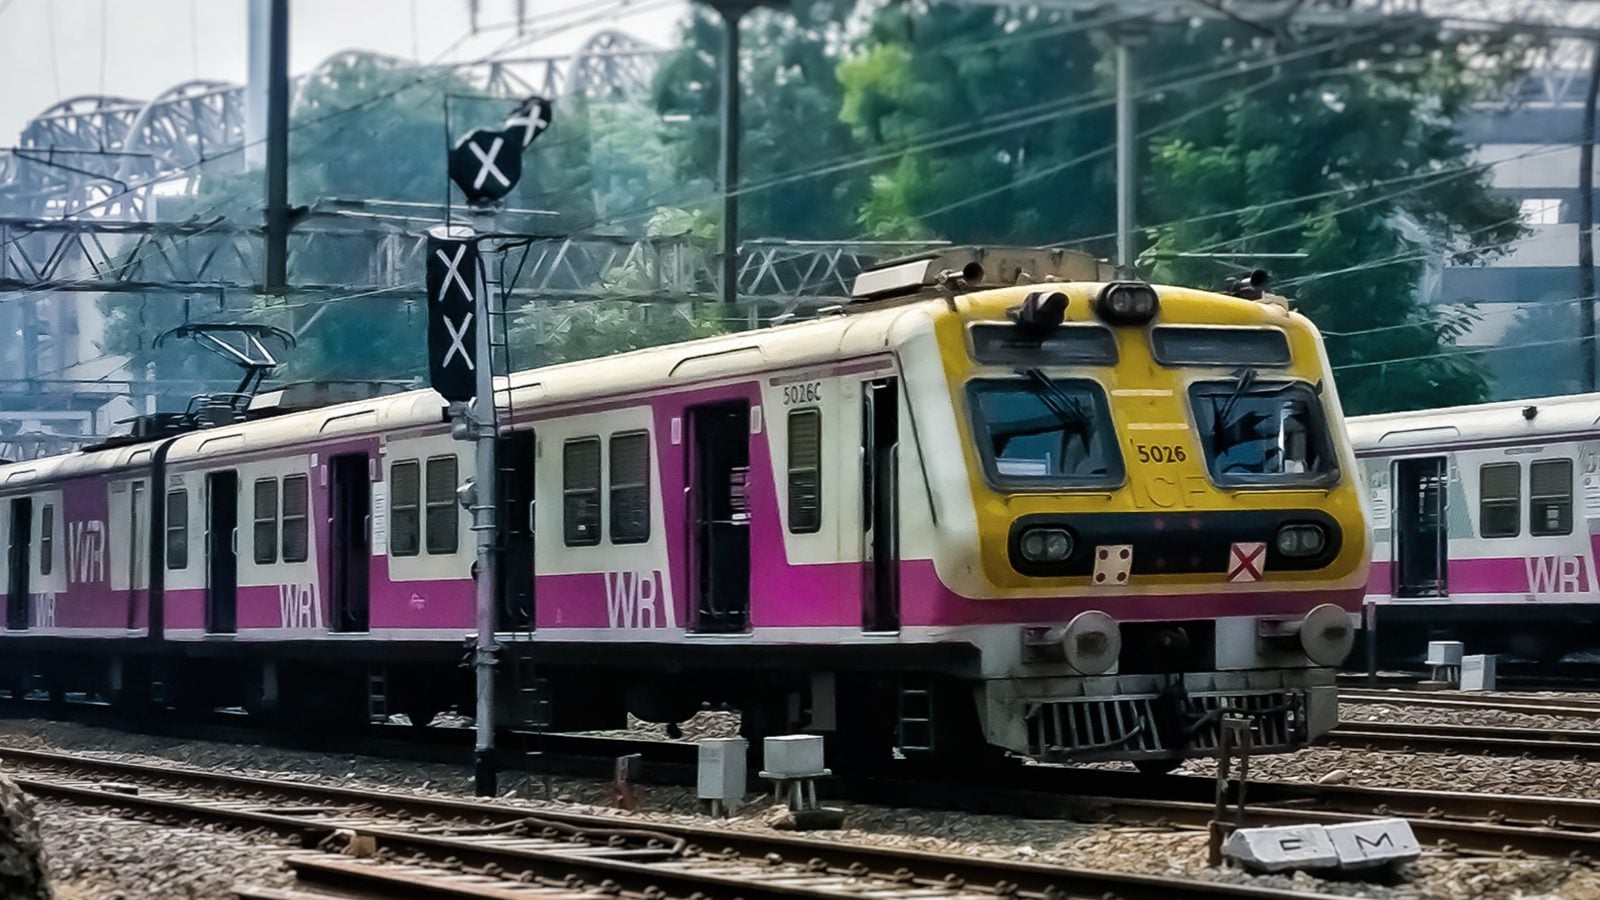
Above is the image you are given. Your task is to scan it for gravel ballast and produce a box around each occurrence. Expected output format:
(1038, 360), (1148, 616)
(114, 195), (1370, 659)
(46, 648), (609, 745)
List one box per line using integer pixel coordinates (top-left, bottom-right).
(1, 715), (1597, 899)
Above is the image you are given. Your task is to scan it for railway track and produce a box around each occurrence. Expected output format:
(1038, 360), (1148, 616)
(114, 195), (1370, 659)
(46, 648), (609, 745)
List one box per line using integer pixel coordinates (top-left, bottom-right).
(0, 745), (1339, 900)
(1326, 719), (1600, 760)
(1339, 689), (1600, 718)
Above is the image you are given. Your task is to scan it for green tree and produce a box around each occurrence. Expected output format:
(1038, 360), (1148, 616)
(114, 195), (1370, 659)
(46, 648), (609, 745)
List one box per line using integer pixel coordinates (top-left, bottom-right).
(829, 11), (1529, 413)
(654, 1), (866, 239)
(1143, 26), (1530, 414)
(99, 53), (700, 402)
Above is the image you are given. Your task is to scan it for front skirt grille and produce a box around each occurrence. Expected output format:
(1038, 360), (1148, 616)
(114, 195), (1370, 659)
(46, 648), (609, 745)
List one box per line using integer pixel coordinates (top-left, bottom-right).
(1026, 689), (1307, 762)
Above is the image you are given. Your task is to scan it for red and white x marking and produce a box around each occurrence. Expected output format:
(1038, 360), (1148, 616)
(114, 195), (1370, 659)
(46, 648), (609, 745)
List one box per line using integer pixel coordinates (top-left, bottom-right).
(1228, 542), (1266, 583)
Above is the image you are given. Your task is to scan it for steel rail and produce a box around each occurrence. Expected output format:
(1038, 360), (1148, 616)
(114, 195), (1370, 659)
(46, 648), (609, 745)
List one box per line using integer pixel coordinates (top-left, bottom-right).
(1339, 690), (1600, 718)
(0, 746), (1339, 900)
(1327, 720), (1600, 760)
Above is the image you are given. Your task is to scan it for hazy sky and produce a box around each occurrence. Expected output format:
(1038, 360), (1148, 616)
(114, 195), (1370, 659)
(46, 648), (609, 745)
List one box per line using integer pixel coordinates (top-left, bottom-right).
(0, 0), (689, 143)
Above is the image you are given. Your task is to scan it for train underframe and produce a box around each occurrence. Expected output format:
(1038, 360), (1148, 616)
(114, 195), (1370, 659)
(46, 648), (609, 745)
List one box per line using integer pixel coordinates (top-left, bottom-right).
(1362, 602), (1600, 668)
(0, 637), (1335, 770)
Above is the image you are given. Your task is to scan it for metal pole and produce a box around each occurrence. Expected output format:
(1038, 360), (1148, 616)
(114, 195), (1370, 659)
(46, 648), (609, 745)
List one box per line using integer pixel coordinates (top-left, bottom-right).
(245, 0), (271, 169)
(472, 235), (500, 797)
(1580, 40), (1600, 393)
(264, 0), (291, 293)
(718, 7), (743, 306)
(1115, 36), (1136, 272)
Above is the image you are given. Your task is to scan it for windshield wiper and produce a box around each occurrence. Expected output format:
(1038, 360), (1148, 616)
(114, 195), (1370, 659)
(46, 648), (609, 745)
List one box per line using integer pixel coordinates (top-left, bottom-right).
(1022, 368), (1091, 435)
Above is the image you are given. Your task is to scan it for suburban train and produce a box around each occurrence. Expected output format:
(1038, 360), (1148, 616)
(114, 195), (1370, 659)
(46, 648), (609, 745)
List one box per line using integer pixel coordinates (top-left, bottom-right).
(0, 246), (1370, 770)
(1352, 393), (1600, 664)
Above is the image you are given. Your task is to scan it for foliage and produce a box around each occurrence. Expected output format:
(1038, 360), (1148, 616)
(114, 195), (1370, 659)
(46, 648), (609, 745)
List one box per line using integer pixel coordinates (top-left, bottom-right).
(657, 4), (1532, 413)
(1142, 24), (1531, 413)
(507, 301), (725, 369)
(100, 54), (697, 403)
(653, 2), (866, 240)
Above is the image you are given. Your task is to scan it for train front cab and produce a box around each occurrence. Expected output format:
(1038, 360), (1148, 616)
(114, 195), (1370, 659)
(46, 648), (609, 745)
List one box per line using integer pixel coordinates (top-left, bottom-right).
(932, 281), (1370, 769)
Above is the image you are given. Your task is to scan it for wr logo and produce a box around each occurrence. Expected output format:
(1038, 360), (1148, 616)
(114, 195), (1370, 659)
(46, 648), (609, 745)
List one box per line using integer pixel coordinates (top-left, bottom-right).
(1525, 556), (1588, 594)
(605, 570), (676, 629)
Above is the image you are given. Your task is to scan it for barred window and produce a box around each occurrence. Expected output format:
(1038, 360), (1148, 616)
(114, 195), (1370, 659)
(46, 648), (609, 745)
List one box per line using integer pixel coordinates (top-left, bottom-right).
(1479, 462), (1520, 538)
(38, 504), (52, 575)
(609, 432), (651, 544)
(253, 478), (279, 564)
(390, 461), (420, 557)
(787, 409), (822, 533)
(1531, 459), (1574, 537)
(425, 455), (460, 555)
(166, 489), (188, 569)
(282, 474), (309, 562)
(564, 438), (602, 546)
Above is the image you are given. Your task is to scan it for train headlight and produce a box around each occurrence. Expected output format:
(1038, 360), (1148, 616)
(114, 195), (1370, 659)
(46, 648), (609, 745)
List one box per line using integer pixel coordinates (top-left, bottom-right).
(1019, 527), (1074, 563)
(1062, 610), (1121, 675)
(1300, 603), (1355, 666)
(1095, 282), (1160, 326)
(1275, 523), (1327, 557)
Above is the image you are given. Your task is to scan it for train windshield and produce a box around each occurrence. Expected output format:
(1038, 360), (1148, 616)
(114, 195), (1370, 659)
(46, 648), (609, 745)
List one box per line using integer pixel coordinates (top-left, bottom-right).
(1190, 376), (1336, 485)
(968, 374), (1123, 488)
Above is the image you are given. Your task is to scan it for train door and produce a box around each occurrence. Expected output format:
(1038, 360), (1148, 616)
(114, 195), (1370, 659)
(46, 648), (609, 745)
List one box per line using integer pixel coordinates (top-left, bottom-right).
(1393, 456), (1448, 597)
(329, 454), (371, 632)
(205, 472), (239, 634)
(6, 498), (32, 630)
(689, 401), (750, 633)
(862, 378), (901, 632)
(128, 481), (147, 630)
(497, 430), (536, 631)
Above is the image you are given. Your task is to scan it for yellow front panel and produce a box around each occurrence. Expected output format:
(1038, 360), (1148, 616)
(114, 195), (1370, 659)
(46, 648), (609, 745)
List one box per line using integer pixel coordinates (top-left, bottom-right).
(932, 283), (1370, 596)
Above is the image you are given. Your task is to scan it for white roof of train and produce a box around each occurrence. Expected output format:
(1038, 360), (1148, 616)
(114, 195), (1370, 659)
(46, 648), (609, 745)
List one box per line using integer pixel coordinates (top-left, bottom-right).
(0, 295), (940, 488)
(1347, 392), (1600, 453)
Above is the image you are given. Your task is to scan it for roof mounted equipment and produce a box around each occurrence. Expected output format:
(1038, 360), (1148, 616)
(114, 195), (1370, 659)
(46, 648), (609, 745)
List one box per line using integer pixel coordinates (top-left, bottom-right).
(1225, 269), (1271, 301)
(1095, 282), (1160, 326)
(850, 246), (1113, 302)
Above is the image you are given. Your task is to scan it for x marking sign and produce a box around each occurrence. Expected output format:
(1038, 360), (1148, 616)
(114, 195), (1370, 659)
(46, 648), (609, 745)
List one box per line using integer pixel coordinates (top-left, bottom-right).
(434, 245), (473, 300)
(468, 136), (510, 190)
(1228, 542), (1266, 583)
(442, 312), (475, 371)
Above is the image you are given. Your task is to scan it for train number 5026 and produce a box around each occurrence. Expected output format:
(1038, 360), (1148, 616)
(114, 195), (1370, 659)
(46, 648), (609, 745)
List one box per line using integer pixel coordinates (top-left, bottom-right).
(1134, 443), (1187, 464)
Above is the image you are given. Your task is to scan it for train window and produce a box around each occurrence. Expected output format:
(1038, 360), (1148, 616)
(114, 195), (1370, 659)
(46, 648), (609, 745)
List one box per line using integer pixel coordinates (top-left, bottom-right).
(967, 377), (1123, 488)
(282, 474), (309, 563)
(425, 456), (460, 555)
(1189, 379), (1335, 486)
(390, 461), (421, 557)
(969, 324), (1118, 366)
(166, 489), (188, 570)
(253, 478), (279, 564)
(1531, 459), (1574, 536)
(38, 504), (52, 576)
(1479, 462), (1520, 538)
(1152, 327), (1291, 367)
(564, 438), (602, 547)
(787, 409), (822, 533)
(609, 432), (651, 544)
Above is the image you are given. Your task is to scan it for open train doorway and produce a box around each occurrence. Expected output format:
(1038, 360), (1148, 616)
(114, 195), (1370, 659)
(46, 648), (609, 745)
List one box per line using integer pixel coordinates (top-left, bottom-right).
(689, 401), (750, 633)
(205, 472), (239, 634)
(330, 454), (371, 632)
(6, 498), (32, 630)
(498, 430), (536, 631)
(1393, 456), (1448, 598)
(863, 378), (901, 632)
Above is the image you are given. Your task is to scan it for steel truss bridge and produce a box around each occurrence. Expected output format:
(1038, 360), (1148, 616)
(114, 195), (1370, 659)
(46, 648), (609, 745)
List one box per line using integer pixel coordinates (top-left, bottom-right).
(0, 32), (665, 219)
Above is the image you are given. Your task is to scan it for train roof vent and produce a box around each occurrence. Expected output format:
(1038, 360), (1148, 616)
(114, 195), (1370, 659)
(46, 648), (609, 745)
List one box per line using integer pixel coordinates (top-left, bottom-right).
(249, 379), (413, 414)
(850, 246), (1113, 302)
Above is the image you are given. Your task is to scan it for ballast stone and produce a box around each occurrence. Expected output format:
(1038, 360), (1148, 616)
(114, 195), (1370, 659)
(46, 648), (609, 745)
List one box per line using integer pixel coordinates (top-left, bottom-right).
(1221, 819), (1419, 874)
(1221, 824), (1337, 873)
